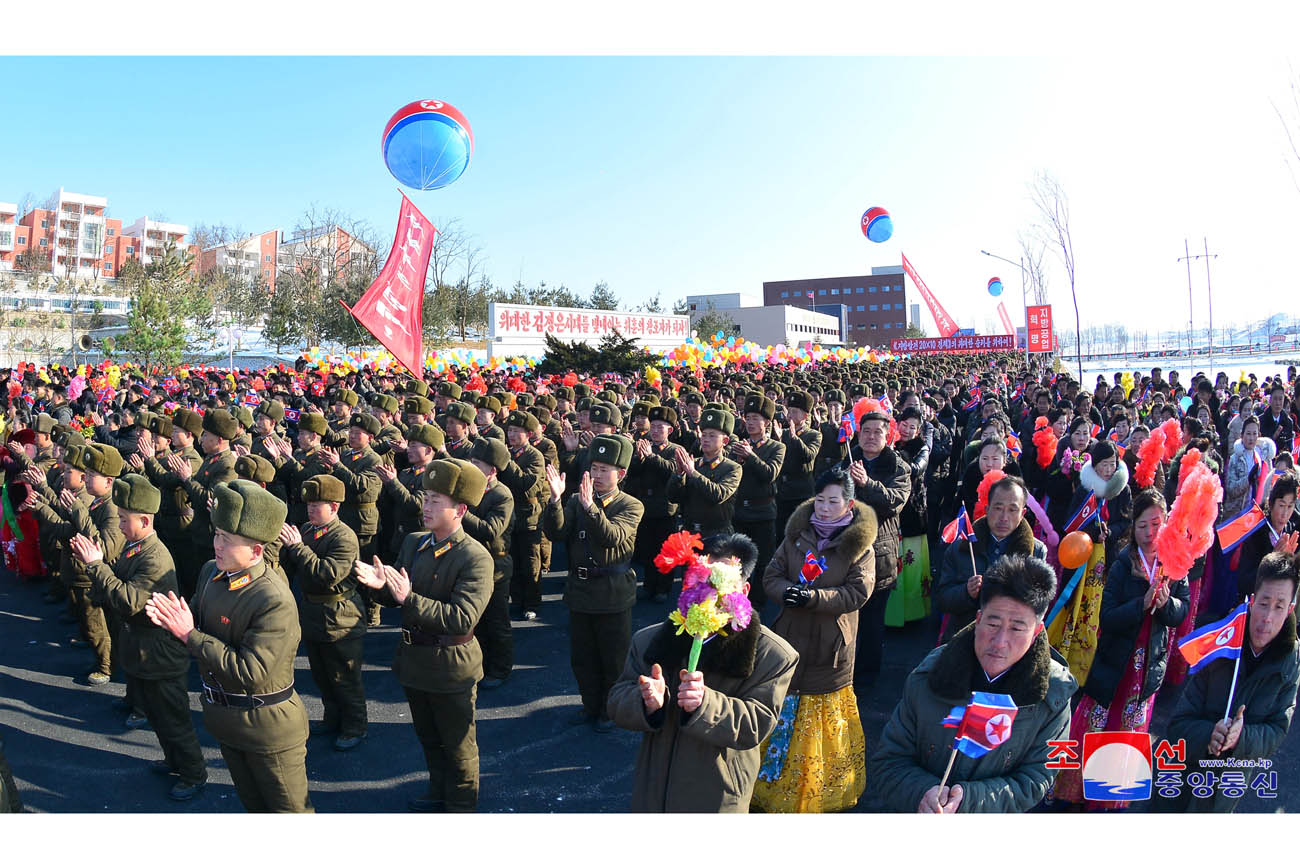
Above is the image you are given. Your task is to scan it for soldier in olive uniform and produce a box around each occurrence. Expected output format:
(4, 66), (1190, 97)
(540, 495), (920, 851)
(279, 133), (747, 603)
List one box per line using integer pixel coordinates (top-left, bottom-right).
(354, 458), (493, 813)
(234, 454), (287, 581)
(157, 409), (240, 595)
(403, 394), (435, 432)
(432, 380), (463, 429)
(729, 393), (786, 606)
(324, 412), (384, 624)
(676, 391), (704, 457)
(775, 389), (823, 536)
(278, 476), (367, 751)
(378, 423), (445, 555)
(230, 406), (255, 453)
(464, 438), (516, 688)
(667, 406), (742, 538)
(274, 412), (333, 527)
(146, 480), (312, 813)
(474, 394), (505, 442)
(250, 400), (290, 502)
(499, 410), (548, 621)
(138, 410), (204, 597)
(627, 405), (683, 602)
(328, 388), (360, 437)
(543, 435), (644, 732)
(71, 473), (207, 800)
(443, 401), (478, 461)
(815, 388), (849, 474)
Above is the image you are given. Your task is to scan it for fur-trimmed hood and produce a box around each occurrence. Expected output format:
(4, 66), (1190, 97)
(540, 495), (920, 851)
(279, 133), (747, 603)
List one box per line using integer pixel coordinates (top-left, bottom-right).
(644, 614), (762, 680)
(969, 515), (1037, 557)
(1248, 608), (1298, 666)
(926, 622), (1071, 707)
(784, 499), (878, 562)
(1233, 436), (1278, 465)
(1079, 457), (1130, 501)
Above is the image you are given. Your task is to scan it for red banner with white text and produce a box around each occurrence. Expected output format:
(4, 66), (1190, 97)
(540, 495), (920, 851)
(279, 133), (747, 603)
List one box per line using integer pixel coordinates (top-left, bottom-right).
(901, 253), (959, 338)
(996, 301), (1015, 336)
(1026, 304), (1054, 353)
(342, 193), (435, 374)
(891, 334), (1016, 354)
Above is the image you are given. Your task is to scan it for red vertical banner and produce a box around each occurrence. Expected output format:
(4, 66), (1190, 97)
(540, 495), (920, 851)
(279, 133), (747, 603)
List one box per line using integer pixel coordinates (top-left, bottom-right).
(901, 253), (959, 337)
(996, 301), (1015, 336)
(342, 193), (435, 374)
(1027, 304), (1054, 353)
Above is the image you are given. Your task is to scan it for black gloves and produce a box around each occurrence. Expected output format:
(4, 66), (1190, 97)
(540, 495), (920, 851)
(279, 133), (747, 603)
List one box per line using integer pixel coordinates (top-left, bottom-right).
(782, 583), (813, 608)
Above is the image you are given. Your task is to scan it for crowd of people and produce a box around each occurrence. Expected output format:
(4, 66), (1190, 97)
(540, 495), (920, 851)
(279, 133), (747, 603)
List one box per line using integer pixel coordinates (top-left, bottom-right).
(2, 350), (1299, 814)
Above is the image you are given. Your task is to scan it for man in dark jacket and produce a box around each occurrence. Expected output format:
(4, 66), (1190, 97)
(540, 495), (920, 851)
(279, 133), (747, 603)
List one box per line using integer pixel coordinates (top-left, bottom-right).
(1260, 383), (1296, 455)
(775, 390), (822, 540)
(464, 438), (516, 689)
(626, 405), (683, 602)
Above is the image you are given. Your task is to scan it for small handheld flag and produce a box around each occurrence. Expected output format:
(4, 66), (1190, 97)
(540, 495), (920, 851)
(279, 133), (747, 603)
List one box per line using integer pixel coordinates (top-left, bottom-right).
(942, 691), (1019, 759)
(1063, 493), (1100, 534)
(801, 550), (826, 584)
(1216, 503), (1267, 554)
(1177, 601), (1248, 675)
(940, 505), (977, 545)
(838, 411), (857, 444)
(961, 389), (981, 412)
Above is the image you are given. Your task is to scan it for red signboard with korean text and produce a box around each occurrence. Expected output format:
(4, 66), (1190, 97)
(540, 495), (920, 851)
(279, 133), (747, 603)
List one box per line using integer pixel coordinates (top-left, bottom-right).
(490, 304), (690, 341)
(1026, 304), (1054, 353)
(890, 334), (1016, 354)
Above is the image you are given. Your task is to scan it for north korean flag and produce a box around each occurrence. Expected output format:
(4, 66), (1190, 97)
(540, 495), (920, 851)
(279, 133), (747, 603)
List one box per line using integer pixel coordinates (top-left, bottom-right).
(1178, 601), (1248, 674)
(801, 550), (826, 584)
(942, 691), (1019, 759)
(961, 388), (981, 412)
(941, 505), (976, 545)
(838, 411), (857, 444)
(1216, 503), (1268, 554)
(1064, 493), (1100, 534)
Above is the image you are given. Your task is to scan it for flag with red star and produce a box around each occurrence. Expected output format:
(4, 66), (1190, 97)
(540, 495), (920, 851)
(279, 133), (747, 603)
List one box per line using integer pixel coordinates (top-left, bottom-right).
(942, 691), (1019, 758)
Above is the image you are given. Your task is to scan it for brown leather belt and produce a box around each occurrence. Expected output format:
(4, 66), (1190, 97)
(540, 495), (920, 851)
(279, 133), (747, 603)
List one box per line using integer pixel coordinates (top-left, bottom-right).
(402, 628), (474, 647)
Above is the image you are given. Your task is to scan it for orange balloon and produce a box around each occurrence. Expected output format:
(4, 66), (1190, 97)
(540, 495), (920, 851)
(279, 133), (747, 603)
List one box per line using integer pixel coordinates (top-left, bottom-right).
(1058, 531), (1094, 569)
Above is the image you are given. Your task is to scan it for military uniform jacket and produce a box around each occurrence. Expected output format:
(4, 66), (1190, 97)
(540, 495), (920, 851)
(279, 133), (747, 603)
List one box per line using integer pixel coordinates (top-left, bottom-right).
(498, 442), (548, 531)
(34, 490), (124, 587)
(280, 518), (364, 643)
(533, 434), (559, 468)
(732, 435), (786, 523)
(444, 435), (478, 462)
(626, 441), (681, 519)
(390, 529), (494, 694)
(251, 433), (290, 501)
(331, 445), (382, 538)
(87, 533), (189, 680)
(544, 489), (644, 615)
(186, 558), (309, 753)
(372, 423), (406, 465)
(673, 422), (701, 458)
(778, 424), (823, 504)
(145, 446), (201, 538)
(816, 420), (849, 475)
(481, 423), (505, 443)
(461, 480), (515, 580)
(181, 450), (238, 545)
(558, 444), (591, 501)
(384, 462), (430, 543)
(668, 454), (742, 534)
(278, 447), (333, 525)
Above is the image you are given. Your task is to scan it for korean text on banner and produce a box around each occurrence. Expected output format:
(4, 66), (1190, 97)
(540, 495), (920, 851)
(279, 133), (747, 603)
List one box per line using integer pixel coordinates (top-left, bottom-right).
(1027, 304), (1054, 353)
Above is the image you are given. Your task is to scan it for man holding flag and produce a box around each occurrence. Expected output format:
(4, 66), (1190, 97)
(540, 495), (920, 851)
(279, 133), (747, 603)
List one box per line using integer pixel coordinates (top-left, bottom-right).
(871, 555), (1077, 811)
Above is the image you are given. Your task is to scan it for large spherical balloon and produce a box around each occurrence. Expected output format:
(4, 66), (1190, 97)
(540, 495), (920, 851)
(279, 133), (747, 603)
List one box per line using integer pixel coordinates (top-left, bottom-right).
(382, 99), (474, 191)
(988, 277), (1003, 297)
(1058, 531), (1094, 569)
(861, 207), (893, 243)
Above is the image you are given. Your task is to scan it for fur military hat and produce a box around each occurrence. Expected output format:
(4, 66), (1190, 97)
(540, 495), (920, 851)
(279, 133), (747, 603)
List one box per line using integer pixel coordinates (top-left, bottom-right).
(848, 383), (868, 399)
(648, 405), (678, 426)
(148, 414), (174, 438)
(824, 389), (846, 405)
(83, 443), (125, 477)
(572, 383), (592, 399)
(298, 412), (329, 435)
(699, 407), (735, 436)
(112, 472), (161, 515)
(445, 401), (476, 426)
(437, 380), (463, 400)
(55, 429), (86, 450)
(302, 475), (346, 504)
(589, 434), (632, 470)
(256, 399), (286, 423)
(333, 388), (360, 408)
(553, 386), (574, 402)
(514, 392), (534, 409)
(210, 479), (287, 545)
(134, 410), (155, 432)
(32, 413), (57, 435)
(742, 392), (776, 421)
(234, 454), (276, 485)
(474, 394), (502, 415)
(172, 408), (203, 437)
(505, 409), (540, 434)
(421, 457), (487, 507)
(640, 392), (660, 407)
(231, 406), (255, 430)
(608, 382), (627, 396)
(405, 379), (431, 398)
(681, 390), (705, 407)
(537, 393), (557, 411)
(630, 401), (652, 419)
(63, 444), (89, 471)
(203, 408), (239, 441)
(575, 397), (595, 412)
(589, 402), (622, 429)
(404, 423), (442, 452)
(531, 405), (553, 425)
(349, 412), (381, 437)
(471, 437), (511, 472)
(404, 395), (434, 416)
(371, 393), (400, 414)
(598, 389), (619, 405)
(785, 390), (813, 413)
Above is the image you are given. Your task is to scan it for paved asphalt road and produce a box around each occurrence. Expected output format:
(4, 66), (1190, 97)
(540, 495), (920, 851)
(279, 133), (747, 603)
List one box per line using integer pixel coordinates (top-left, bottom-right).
(1, 563), (1295, 813)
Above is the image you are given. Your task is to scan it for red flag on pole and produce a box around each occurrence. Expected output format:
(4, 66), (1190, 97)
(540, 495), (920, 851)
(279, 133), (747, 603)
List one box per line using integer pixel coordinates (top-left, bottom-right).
(901, 253), (959, 338)
(996, 301), (1015, 336)
(341, 192), (435, 375)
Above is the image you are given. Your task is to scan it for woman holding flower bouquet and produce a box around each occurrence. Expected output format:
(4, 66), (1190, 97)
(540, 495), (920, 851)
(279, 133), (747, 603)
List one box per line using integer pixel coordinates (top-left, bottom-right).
(750, 466), (876, 812)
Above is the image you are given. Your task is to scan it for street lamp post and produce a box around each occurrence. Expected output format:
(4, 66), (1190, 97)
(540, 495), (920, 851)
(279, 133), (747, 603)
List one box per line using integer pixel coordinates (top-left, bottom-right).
(980, 249), (1029, 367)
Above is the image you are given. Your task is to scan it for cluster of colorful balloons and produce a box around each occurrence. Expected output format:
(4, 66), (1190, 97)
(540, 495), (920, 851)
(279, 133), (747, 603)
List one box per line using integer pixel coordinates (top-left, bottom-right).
(658, 335), (895, 371)
(302, 346), (536, 376)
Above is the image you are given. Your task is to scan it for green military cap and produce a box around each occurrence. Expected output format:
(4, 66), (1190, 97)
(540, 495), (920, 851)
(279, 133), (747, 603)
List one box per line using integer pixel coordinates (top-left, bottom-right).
(202, 408), (240, 441)
(553, 386), (574, 402)
(134, 410), (155, 432)
(704, 401), (728, 412)
(575, 397), (595, 412)
(437, 380), (463, 400)
(514, 392), (534, 409)
(297, 412), (329, 435)
(699, 407), (735, 436)
(371, 393), (399, 414)
(608, 382), (627, 396)
(409, 423), (445, 452)
(112, 472), (161, 515)
(349, 412), (381, 437)
(256, 399), (285, 423)
(742, 392), (776, 421)
(681, 390), (705, 407)
(848, 383), (868, 399)
(630, 401), (652, 419)
(210, 479), (287, 544)
(234, 454), (276, 485)
(640, 392), (661, 407)
(404, 395), (434, 416)
(405, 379), (431, 398)
(471, 437), (510, 472)
(83, 443), (125, 477)
(716, 386), (734, 400)
(302, 475), (346, 503)
(598, 389), (619, 405)
(589, 402), (622, 428)
(445, 401), (476, 425)
(573, 383), (592, 399)
(785, 390), (813, 413)
(63, 444), (88, 471)
(531, 405), (553, 425)
(421, 457), (487, 507)
(231, 406), (255, 430)
(32, 413), (56, 435)
(171, 408), (203, 437)
(474, 394), (502, 415)
(149, 414), (174, 438)
(648, 405), (678, 426)
(505, 409), (540, 434)
(537, 393), (557, 411)
(824, 389), (846, 405)
(333, 388), (360, 408)
(589, 434), (632, 470)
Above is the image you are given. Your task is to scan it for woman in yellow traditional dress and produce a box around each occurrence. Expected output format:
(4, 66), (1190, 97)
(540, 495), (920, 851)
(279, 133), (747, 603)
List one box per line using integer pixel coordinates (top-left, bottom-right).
(751, 467), (875, 812)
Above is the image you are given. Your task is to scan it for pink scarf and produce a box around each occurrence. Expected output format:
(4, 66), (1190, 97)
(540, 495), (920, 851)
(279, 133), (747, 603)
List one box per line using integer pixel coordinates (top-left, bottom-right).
(810, 510), (854, 550)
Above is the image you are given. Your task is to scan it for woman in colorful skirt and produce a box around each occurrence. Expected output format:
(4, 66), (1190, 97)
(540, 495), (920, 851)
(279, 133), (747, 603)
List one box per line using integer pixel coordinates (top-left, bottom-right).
(752, 467), (875, 812)
(1047, 439), (1131, 687)
(1051, 489), (1189, 808)
(888, 406), (930, 626)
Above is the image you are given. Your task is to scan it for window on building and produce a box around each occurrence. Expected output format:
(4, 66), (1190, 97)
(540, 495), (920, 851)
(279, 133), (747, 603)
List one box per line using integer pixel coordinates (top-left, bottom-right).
(107, 228), (115, 236)
(881, 285), (890, 293)
(818, 289), (826, 296)
(264, 255), (271, 263)
(894, 284), (902, 292)
(0, 231), (10, 246)
(17, 236), (25, 245)
(781, 290), (788, 298)
(895, 303), (904, 310)
(897, 322), (904, 328)
(103, 265), (112, 274)
(857, 287), (865, 294)
(264, 269), (270, 277)
(871, 324), (878, 330)
(39, 238), (47, 247)
(868, 286), (877, 293)
(855, 305), (865, 312)
(127, 246), (135, 254)
(884, 323), (892, 329)
(831, 288), (839, 295)
(105, 245), (113, 254)
(869, 304), (878, 311)
(40, 219), (47, 229)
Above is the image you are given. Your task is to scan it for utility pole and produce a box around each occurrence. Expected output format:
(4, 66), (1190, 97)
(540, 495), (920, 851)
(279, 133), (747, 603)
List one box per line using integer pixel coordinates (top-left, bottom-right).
(1178, 239), (1194, 362)
(1178, 238), (1218, 376)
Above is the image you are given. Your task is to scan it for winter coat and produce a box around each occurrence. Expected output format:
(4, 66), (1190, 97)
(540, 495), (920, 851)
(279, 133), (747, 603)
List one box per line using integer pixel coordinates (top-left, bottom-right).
(1163, 442), (1222, 509)
(869, 624), (1077, 812)
(1222, 437), (1277, 517)
(1259, 409), (1295, 455)
(606, 617), (799, 812)
(846, 443), (911, 592)
(1159, 612), (1300, 812)
(933, 517), (1047, 643)
(895, 435), (930, 537)
(1082, 546), (1190, 705)
(1236, 513), (1300, 600)
(1073, 458), (1133, 563)
(1043, 437), (1092, 532)
(762, 500), (876, 695)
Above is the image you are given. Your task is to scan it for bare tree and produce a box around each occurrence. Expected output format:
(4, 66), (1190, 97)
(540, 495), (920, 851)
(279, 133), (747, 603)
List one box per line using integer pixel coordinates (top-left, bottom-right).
(1275, 64), (1300, 196)
(1030, 171), (1081, 379)
(1017, 233), (1050, 307)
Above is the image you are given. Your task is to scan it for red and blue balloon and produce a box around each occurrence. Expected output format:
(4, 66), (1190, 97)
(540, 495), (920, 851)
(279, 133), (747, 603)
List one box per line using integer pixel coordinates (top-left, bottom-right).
(987, 277), (1003, 297)
(382, 99), (474, 191)
(861, 207), (893, 243)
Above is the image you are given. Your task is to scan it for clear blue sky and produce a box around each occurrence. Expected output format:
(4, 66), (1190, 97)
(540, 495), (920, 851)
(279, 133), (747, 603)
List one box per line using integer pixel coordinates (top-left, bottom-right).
(2, 54), (1297, 338)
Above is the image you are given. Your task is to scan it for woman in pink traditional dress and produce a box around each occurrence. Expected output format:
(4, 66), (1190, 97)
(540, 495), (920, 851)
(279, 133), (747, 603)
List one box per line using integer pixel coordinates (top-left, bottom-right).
(1050, 489), (1190, 809)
